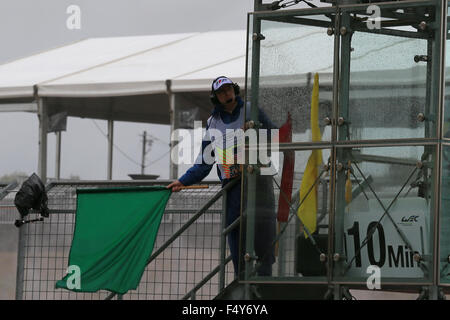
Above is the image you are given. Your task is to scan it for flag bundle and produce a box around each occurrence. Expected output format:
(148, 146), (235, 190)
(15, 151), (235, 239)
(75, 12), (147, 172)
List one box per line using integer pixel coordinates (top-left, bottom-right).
(277, 112), (294, 223)
(297, 73), (323, 237)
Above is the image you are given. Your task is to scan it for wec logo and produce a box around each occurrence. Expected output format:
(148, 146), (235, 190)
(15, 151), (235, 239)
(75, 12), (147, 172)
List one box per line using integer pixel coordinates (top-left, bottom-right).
(401, 215), (419, 223)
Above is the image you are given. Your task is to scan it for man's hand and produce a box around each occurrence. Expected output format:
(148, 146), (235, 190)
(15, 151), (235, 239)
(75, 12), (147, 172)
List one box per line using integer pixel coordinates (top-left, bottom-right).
(167, 180), (185, 192)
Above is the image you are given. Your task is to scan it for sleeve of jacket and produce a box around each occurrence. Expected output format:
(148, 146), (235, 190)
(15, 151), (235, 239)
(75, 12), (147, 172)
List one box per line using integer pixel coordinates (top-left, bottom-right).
(178, 141), (214, 186)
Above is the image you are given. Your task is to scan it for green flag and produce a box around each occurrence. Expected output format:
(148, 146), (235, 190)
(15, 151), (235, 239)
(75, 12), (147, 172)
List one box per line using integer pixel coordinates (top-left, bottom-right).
(56, 186), (171, 294)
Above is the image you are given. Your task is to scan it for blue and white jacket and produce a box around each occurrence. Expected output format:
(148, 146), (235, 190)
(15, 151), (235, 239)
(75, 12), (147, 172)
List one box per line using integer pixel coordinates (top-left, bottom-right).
(178, 96), (276, 186)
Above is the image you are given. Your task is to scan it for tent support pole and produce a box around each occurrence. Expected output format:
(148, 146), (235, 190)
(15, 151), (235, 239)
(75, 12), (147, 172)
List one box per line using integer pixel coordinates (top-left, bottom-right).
(55, 131), (61, 179)
(107, 119), (114, 180)
(166, 80), (178, 180)
(37, 90), (48, 183)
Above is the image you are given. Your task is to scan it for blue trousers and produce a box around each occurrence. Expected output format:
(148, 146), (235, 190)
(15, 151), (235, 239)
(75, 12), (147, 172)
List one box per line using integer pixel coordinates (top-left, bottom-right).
(223, 176), (276, 277)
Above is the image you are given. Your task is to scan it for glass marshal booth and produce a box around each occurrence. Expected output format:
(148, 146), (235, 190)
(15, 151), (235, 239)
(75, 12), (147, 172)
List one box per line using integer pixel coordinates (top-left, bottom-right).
(238, 0), (450, 299)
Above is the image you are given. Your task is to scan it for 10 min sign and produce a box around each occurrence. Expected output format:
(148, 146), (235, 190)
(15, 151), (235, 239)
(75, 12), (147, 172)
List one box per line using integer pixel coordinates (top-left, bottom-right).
(343, 197), (429, 278)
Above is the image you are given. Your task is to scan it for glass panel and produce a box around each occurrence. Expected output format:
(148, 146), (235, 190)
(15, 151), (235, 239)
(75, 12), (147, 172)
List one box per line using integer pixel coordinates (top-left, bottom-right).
(246, 13), (253, 103)
(339, 6), (434, 141)
(242, 148), (331, 282)
(438, 0), (447, 288)
(255, 15), (335, 143)
(439, 0), (450, 285)
(445, 99), (450, 140)
(440, 144), (450, 283)
(445, 6), (450, 140)
(333, 145), (435, 284)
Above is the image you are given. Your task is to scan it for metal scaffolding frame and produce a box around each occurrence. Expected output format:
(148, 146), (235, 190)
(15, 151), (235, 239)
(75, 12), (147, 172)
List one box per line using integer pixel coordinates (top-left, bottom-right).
(243, 0), (449, 300)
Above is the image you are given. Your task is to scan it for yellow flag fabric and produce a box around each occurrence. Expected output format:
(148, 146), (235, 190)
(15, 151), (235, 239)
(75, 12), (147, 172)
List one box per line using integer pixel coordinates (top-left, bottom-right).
(298, 73), (322, 237)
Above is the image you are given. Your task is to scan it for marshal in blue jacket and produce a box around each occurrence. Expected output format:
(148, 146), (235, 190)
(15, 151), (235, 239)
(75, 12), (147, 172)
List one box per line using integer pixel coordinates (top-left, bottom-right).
(178, 96), (276, 186)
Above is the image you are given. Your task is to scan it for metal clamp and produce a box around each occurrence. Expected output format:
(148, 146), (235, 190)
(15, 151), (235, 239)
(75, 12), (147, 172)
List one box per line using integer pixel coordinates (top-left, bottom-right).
(333, 253), (345, 262)
(337, 117), (345, 126)
(419, 21), (427, 31)
(245, 120), (255, 129)
(327, 27), (334, 36)
(413, 253), (422, 262)
(244, 253), (258, 262)
(414, 55), (429, 63)
(253, 33), (265, 41)
(319, 253), (327, 262)
(340, 27), (347, 36)
(417, 113), (426, 122)
(324, 117), (332, 126)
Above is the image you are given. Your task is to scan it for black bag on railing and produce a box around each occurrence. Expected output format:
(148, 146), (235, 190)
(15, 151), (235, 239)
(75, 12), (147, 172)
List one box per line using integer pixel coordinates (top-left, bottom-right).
(14, 173), (49, 228)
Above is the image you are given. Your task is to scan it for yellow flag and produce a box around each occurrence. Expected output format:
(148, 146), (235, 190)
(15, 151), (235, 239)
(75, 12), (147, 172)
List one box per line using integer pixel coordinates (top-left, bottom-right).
(297, 73), (322, 237)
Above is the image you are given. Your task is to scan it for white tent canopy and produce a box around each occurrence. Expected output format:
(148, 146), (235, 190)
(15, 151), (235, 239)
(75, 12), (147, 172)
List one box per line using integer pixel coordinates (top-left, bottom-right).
(39, 30), (247, 97)
(0, 30), (247, 102)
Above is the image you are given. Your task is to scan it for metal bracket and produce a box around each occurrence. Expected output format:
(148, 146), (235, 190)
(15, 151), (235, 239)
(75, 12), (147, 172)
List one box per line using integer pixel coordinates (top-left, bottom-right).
(418, 21), (427, 31)
(244, 253), (258, 262)
(414, 55), (430, 63)
(253, 33), (265, 41)
(417, 112), (426, 122)
(245, 120), (255, 129)
(324, 116), (332, 126)
(245, 120), (262, 130)
(413, 253), (422, 263)
(337, 162), (345, 172)
(323, 116), (346, 126)
(333, 253), (346, 262)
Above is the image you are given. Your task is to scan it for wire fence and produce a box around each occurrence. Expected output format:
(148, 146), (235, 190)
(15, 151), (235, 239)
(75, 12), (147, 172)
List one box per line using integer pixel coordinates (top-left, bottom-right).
(0, 180), (235, 300)
(1, 174), (330, 300)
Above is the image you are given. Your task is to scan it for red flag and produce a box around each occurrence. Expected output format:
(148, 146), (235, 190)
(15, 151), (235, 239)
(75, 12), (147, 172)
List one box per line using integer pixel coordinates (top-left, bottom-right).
(277, 113), (294, 222)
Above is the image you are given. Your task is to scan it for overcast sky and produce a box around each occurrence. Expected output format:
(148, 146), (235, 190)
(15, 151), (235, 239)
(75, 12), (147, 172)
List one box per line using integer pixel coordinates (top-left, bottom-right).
(0, 0), (257, 181)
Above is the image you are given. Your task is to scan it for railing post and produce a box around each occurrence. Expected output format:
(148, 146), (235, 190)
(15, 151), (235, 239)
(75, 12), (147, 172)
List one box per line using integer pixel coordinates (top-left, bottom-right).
(277, 222), (285, 276)
(15, 226), (26, 300)
(219, 189), (227, 293)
